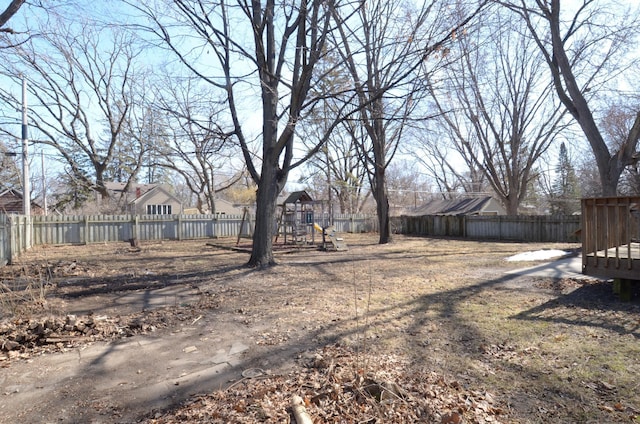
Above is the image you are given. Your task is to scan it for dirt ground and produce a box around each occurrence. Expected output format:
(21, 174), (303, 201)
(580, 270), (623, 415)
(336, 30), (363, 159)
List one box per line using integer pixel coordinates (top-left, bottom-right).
(0, 234), (639, 423)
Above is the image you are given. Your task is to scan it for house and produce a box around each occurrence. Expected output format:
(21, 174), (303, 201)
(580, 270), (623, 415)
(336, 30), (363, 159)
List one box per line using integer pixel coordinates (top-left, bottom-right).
(103, 183), (182, 215)
(0, 189), (45, 215)
(103, 182), (158, 204)
(213, 198), (244, 215)
(404, 196), (506, 217)
(128, 185), (183, 215)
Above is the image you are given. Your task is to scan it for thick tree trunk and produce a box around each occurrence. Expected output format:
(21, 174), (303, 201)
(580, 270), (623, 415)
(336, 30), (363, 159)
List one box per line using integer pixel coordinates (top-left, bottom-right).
(376, 192), (391, 244)
(505, 194), (519, 215)
(601, 166), (624, 197)
(248, 168), (280, 267)
(247, 79), (285, 267)
(373, 168), (391, 244)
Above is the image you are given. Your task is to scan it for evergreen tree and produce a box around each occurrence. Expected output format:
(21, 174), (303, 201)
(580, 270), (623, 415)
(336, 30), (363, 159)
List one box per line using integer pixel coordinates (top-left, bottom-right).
(549, 142), (581, 215)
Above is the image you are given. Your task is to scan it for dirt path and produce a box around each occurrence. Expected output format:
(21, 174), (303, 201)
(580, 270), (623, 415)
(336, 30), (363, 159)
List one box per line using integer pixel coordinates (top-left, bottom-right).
(1, 236), (638, 423)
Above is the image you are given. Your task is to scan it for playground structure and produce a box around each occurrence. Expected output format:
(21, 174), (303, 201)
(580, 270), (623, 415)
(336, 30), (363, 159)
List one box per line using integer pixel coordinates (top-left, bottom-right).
(276, 191), (348, 251)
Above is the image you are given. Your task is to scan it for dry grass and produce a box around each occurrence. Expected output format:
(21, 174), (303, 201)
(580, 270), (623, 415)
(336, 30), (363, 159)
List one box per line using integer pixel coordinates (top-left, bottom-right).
(1, 234), (639, 423)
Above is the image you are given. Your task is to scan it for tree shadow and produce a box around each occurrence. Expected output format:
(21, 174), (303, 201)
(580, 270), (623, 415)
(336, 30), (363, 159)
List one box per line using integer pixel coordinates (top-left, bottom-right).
(512, 280), (640, 338)
(11, 240), (628, 423)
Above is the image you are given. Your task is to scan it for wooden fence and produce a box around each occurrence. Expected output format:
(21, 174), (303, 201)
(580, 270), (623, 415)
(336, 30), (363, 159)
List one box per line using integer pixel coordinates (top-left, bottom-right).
(397, 214), (581, 243)
(1, 212), (581, 266)
(0, 213), (376, 265)
(0, 215), (33, 266)
(30, 214), (252, 245)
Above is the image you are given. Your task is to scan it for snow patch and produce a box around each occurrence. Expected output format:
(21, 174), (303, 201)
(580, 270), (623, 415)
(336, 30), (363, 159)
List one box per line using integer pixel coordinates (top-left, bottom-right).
(506, 249), (570, 262)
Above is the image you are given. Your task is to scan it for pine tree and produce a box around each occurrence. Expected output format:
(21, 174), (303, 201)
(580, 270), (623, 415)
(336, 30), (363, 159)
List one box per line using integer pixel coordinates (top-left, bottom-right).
(549, 142), (581, 215)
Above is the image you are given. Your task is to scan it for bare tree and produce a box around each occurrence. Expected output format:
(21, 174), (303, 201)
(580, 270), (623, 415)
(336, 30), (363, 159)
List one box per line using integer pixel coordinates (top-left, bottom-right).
(503, 0), (640, 196)
(0, 140), (20, 190)
(0, 19), (147, 202)
(301, 129), (370, 215)
(411, 123), (489, 197)
(331, 1), (486, 243)
(385, 161), (431, 214)
(298, 49), (370, 215)
(301, 88), (370, 215)
(600, 102), (640, 195)
(155, 76), (242, 214)
(128, 0), (357, 266)
(424, 10), (567, 214)
(130, 0), (483, 263)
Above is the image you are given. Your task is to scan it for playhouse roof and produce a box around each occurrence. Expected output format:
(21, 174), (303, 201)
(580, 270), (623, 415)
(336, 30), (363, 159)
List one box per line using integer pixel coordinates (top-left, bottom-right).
(282, 190), (314, 204)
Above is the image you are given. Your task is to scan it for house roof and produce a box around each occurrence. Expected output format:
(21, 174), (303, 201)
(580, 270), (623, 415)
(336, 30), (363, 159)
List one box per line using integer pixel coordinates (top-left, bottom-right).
(104, 182), (158, 196)
(128, 185), (181, 206)
(0, 189), (43, 213)
(214, 198), (244, 215)
(404, 196), (499, 216)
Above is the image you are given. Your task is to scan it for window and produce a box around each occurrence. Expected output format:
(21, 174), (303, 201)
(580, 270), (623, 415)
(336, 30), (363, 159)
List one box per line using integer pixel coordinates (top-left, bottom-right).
(147, 204), (172, 215)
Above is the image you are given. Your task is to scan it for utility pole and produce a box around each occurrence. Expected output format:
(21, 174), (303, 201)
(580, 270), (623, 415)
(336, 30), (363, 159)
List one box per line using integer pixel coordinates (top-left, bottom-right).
(41, 151), (47, 215)
(21, 77), (30, 216)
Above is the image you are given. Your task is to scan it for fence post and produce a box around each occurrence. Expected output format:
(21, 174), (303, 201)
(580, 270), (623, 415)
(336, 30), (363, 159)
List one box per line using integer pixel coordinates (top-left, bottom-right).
(176, 214), (182, 240)
(133, 215), (139, 241)
(6, 215), (12, 265)
(84, 215), (89, 244)
(462, 215), (467, 238)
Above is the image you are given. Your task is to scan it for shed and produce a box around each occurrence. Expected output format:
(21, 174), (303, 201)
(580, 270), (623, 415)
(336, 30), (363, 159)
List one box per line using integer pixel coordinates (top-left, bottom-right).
(405, 196), (506, 217)
(0, 189), (45, 215)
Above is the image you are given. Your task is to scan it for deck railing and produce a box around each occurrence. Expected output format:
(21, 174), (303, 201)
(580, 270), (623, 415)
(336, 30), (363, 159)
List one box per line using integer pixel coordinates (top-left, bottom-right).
(582, 196), (640, 280)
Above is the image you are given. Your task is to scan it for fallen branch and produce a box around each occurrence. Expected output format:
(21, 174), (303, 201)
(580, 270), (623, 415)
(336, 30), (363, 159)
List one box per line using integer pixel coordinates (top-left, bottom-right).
(291, 395), (313, 424)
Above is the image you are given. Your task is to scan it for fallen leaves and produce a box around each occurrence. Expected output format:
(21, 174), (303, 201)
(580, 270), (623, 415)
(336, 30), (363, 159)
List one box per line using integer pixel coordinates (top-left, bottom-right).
(146, 343), (507, 424)
(0, 305), (202, 362)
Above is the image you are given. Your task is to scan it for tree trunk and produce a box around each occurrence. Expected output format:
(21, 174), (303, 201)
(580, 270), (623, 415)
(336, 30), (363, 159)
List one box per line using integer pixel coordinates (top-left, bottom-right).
(376, 193), (391, 244)
(373, 168), (391, 244)
(505, 194), (519, 215)
(248, 170), (279, 267)
(601, 165), (624, 197)
(545, 0), (632, 197)
(248, 72), (285, 267)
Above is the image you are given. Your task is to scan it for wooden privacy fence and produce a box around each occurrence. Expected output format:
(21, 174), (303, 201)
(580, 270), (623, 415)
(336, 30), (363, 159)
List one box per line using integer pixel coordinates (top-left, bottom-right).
(29, 214), (252, 245)
(0, 213), (376, 265)
(398, 214), (581, 243)
(332, 213), (378, 234)
(0, 215), (33, 266)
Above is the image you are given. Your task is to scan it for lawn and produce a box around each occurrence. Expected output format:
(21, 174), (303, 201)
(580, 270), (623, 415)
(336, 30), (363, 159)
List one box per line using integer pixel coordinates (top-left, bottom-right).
(0, 234), (638, 423)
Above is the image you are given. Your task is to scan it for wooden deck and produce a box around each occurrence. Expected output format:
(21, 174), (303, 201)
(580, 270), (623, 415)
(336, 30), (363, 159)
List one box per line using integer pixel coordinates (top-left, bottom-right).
(584, 242), (640, 280)
(582, 197), (640, 281)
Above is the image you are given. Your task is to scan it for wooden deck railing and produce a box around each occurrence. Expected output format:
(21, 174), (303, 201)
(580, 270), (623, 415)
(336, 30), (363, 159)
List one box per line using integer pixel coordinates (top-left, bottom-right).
(582, 196), (640, 281)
